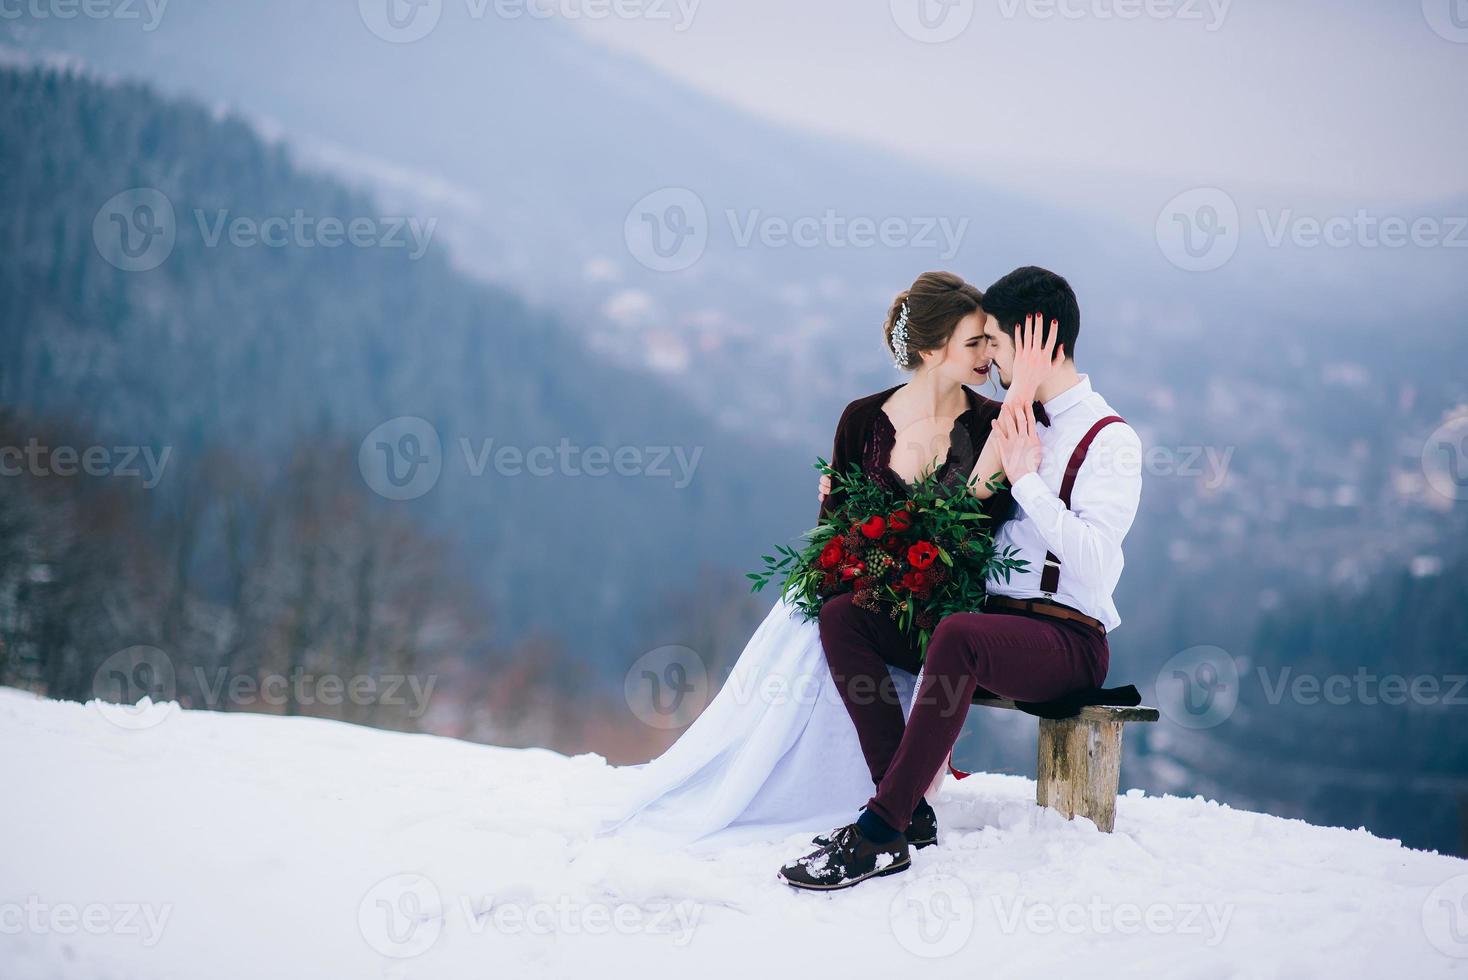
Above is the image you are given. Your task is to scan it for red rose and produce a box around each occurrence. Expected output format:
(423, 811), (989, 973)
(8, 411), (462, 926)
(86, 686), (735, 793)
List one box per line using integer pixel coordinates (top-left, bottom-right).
(818, 541), (844, 569)
(860, 515), (887, 539)
(908, 541), (939, 570)
(839, 560), (867, 581)
(883, 535), (900, 551)
(888, 509), (913, 533)
(901, 569), (930, 593)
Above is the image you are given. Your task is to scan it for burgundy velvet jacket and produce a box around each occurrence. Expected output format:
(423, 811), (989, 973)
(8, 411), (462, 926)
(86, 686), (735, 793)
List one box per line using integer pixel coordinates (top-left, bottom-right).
(818, 383), (1015, 526)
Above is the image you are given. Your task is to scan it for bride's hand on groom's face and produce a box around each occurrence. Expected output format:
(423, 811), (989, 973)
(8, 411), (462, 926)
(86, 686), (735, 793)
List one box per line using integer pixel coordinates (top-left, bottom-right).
(993, 402), (1043, 482)
(1008, 313), (1065, 403)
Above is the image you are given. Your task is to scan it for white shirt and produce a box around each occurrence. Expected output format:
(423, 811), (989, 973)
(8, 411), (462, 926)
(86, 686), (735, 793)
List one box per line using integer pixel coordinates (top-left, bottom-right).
(986, 374), (1143, 633)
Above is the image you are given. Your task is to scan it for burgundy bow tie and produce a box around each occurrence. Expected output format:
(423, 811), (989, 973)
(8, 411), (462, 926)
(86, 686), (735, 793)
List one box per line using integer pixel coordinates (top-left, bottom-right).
(1032, 401), (1051, 427)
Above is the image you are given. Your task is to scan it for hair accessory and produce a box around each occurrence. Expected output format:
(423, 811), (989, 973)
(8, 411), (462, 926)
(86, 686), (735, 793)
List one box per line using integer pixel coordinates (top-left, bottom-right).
(890, 300), (910, 369)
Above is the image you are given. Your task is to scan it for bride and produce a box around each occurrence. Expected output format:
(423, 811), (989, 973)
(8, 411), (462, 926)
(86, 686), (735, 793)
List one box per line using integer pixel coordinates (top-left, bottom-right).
(592, 271), (1036, 852)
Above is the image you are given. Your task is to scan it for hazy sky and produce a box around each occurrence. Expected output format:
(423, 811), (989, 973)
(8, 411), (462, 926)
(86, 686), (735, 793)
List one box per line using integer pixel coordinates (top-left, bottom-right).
(569, 0), (1468, 222)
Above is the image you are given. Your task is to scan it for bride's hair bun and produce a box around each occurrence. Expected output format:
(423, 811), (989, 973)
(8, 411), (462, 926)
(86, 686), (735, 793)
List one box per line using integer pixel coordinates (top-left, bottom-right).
(883, 272), (984, 371)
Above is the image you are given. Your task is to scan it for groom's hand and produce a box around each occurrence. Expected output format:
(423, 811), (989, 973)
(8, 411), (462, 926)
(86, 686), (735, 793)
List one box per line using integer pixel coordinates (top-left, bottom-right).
(993, 402), (1043, 482)
(819, 472), (832, 502)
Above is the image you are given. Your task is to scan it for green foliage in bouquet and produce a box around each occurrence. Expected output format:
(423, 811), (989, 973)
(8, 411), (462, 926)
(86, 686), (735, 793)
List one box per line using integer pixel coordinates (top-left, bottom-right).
(748, 458), (1028, 660)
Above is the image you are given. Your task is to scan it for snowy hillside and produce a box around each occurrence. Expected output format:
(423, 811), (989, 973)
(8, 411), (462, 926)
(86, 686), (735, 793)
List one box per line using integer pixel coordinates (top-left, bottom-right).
(2, 686), (1466, 979)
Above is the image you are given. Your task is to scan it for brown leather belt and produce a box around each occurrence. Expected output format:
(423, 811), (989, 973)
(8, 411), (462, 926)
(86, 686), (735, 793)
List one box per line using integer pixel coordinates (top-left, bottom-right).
(985, 595), (1106, 635)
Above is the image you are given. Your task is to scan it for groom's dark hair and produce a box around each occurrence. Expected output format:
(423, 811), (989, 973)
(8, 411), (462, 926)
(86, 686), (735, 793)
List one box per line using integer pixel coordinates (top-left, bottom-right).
(980, 266), (1081, 360)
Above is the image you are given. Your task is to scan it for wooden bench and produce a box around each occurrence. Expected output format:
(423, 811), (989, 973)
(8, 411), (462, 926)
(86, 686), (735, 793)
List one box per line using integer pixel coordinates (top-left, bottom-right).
(970, 695), (1160, 833)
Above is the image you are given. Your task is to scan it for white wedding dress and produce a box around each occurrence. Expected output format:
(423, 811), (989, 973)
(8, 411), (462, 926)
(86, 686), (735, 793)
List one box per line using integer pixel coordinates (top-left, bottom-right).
(591, 594), (940, 853)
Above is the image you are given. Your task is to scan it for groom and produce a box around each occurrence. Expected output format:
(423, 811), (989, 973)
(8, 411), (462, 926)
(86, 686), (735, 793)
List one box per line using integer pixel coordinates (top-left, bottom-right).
(779, 266), (1144, 890)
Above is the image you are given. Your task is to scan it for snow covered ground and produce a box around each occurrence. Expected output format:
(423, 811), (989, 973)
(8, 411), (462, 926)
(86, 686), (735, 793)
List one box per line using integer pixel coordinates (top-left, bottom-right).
(3, 685), (1466, 979)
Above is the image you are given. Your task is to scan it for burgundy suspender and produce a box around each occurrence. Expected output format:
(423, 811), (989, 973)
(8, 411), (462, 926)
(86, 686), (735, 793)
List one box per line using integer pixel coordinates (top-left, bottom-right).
(1039, 415), (1125, 597)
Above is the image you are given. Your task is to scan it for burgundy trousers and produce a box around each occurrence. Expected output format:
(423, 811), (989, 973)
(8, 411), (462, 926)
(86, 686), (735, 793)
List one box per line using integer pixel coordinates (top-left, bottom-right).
(818, 593), (1110, 832)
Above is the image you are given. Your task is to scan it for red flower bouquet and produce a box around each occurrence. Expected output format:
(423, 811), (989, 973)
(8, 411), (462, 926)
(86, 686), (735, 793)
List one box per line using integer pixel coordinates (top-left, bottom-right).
(748, 458), (1027, 660)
